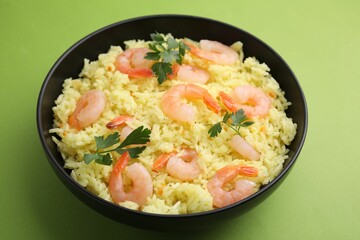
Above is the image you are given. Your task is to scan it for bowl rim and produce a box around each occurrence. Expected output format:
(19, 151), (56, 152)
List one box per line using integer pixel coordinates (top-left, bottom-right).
(37, 14), (308, 218)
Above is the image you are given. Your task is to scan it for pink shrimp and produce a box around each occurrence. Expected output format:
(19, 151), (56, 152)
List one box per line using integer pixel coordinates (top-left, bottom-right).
(68, 90), (106, 130)
(152, 152), (176, 172)
(106, 115), (145, 142)
(219, 85), (271, 118)
(106, 115), (133, 129)
(230, 135), (260, 161)
(106, 115), (134, 141)
(109, 152), (153, 206)
(170, 63), (210, 84)
(207, 165), (258, 208)
(115, 48), (154, 78)
(119, 126), (134, 142)
(161, 84), (221, 122)
(152, 149), (201, 181)
(185, 39), (239, 65)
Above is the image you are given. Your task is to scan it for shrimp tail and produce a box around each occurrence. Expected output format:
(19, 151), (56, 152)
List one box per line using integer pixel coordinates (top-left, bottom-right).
(185, 40), (205, 59)
(68, 113), (81, 130)
(152, 152), (175, 172)
(106, 115), (133, 129)
(219, 91), (239, 112)
(215, 165), (239, 181)
(112, 152), (131, 175)
(167, 63), (180, 79)
(203, 94), (221, 114)
(237, 166), (258, 177)
(183, 39), (198, 52)
(216, 165), (258, 179)
(127, 68), (153, 78)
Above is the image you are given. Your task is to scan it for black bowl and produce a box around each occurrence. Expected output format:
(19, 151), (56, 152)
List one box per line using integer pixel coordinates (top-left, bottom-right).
(37, 14), (308, 231)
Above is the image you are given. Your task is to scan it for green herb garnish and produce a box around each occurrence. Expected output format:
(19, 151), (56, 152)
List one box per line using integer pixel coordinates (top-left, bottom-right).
(83, 126), (151, 165)
(208, 109), (254, 137)
(145, 33), (189, 84)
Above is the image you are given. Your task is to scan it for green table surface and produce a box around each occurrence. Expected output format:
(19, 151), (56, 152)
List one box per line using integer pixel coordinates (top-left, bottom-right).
(1, 0), (359, 239)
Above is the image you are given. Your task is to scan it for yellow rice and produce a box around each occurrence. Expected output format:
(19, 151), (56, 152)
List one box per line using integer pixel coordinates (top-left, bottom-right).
(50, 35), (297, 214)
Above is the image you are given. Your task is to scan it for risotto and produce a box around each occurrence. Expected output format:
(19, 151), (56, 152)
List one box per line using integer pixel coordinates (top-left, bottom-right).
(50, 34), (297, 214)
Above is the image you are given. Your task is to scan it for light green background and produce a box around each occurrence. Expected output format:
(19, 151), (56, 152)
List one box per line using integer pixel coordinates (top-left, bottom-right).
(1, 0), (359, 239)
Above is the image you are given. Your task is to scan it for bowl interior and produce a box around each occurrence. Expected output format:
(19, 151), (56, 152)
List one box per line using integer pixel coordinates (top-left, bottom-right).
(37, 15), (307, 230)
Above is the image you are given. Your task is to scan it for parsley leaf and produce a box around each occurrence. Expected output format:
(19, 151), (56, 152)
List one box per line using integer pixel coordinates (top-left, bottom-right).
(160, 50), (179, 63)
(145, 51), (160, 61)
(84, 153), (102, 165)
(222, 112), (232, 123)
(116, 146), (147, 159)
(208, 122), (222, 138)
(145, 32), (189, 84)
(95, 153), (113, 165)
(118, 126), (151, 148)
(178, 41), (188, 56)
(95, 132), (119, 150)
(208, 109), (254, 138)
(151, 62), (172, 84)
(150, 32), (165, 43)
(241, 121), (255, 127)
(231, 109), (247, 126)
(83, 126), (151, 165)
(167, 37), (178, 49)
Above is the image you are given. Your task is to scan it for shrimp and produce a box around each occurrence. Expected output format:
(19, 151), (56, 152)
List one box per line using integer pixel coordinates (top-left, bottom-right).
(207, 165), (258, 208)
(152, 152), (176, 172)
(161, 84), (221, 122)
(230, 135), (260, 161)
(108, 152), (153, 206)
(186, 39), (239, 65)
(68, 90), (106, 130)
(152, 149), (201, 181)
(119, 126), (134, 142)
(115, 48), (154, 78)
(106, 115), (143, 142)
(106, 115), (133, 129)
(219, 85), (271, 118)
(106, 115), (134, 142)
(171, 64), (210, 84)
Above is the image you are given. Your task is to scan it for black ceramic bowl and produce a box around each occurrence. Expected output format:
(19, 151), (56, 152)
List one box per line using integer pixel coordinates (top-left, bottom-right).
(37, 15), (307, 231)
